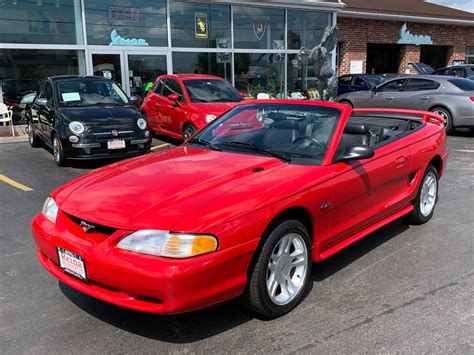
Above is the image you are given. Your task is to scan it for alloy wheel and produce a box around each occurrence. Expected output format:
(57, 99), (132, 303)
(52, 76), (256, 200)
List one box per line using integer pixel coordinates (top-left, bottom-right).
(420, 171), (438, 217)
(183, 125), (196, 140)
(53, 137), (60, 162)
(266, 233), (308, 306)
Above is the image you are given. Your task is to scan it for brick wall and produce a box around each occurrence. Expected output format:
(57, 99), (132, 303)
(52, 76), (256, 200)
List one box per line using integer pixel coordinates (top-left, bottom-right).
(337, 17), (474, 75)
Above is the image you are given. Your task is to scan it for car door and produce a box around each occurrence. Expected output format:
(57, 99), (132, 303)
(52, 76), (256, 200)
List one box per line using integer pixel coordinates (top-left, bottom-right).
(338, 75), (353, 96)
(397, 78), (441, 110)
(36, 81), (55, 141)
(352, 75), (369, 93)
(368, 78), (409, 108)
(160, 78), (188, 135)
(144, 79), (165, 131)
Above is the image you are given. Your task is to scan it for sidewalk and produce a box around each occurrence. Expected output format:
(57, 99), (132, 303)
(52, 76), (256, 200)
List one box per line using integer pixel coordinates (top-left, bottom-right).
(0, 124), (28, 143)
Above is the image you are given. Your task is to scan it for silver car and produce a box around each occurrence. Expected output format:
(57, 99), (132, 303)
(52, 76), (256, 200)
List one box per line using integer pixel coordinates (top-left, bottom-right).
(337, 75), (474, 134)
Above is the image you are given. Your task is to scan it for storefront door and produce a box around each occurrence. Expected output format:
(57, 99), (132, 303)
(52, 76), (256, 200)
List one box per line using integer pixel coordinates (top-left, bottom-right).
(88, 50), (169, 100)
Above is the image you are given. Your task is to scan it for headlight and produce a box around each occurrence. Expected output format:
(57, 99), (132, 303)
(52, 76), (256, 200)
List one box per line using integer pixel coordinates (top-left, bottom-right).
(117, 230), (218, 258)
(137, 118), (147, 130)
(206, 114), (217, 123)
(69, 121), (85, 135)
(42, 197), (58, 223)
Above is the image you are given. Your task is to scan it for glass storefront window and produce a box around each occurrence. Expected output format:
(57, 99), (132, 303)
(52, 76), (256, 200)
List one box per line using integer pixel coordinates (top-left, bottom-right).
(128, 55), (167, 106)
(173, 52), (232, 82)
(0, 0), (83, 44)
(233, 7), (285, 50)
(170, 1), (231, 48)
(85, 0), (167, 46)
(234, 53), (285, 98)
(287, 11), (330, 50)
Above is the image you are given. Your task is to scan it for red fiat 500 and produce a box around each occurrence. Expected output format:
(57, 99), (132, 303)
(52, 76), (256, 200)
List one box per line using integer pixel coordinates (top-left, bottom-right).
(32, 101), (448, 318)
(140, 74), (243, 140)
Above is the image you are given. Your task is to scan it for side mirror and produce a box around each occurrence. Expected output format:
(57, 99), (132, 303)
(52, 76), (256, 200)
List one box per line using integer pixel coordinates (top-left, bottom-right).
(371, 86), (378, 93)
(168, 93), (179, 102)
(36, 98), (48, 107)
(129, 96), (139, 106)
(338, 144), (374, 163)
(239, 92), (246, 98)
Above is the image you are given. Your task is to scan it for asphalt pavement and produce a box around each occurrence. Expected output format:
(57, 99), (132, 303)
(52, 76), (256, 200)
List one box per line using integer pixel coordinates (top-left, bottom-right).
(0, 132), (473, 354)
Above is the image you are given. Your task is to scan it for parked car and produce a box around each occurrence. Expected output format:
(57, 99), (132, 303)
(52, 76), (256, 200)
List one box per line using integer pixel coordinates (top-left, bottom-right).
(337, 75), (474, 134)
(338, 74), (389, 96)
(141, 74), (243, 140)
(0, 78), (40, 122)
(27, 76), (151, 166)
(432, 65), (474, 80)
(32, 100), (448, 318)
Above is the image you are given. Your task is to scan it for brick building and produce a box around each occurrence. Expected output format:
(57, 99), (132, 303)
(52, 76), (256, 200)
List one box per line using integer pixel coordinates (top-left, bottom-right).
(338, 0), (474, 75)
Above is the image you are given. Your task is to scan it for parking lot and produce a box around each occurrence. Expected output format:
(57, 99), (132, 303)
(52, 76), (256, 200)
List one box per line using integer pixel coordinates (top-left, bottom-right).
(1, 131), (473, 354)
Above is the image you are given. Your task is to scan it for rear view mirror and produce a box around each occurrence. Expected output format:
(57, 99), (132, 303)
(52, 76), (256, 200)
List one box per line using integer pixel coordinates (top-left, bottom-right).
(129, 96), (139, 106)
(339, 144), (374, 162)
(36, 98), (48, 107)
(168, 93), (179, 102)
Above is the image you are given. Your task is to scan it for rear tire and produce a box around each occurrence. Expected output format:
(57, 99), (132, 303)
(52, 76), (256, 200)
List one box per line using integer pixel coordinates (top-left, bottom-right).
(407, 164), (439, 225)
(242, 220), (312, 318)
(53, 135), (67, 167)
(431, 107), (453, 134)
(339, 100), (353, 108)
(183, 124), (196, 141)
(28, 122), (41, 148)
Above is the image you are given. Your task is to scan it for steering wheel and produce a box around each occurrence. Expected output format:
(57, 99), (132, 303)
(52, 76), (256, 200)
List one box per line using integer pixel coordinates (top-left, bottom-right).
(293, 136), (325, 150)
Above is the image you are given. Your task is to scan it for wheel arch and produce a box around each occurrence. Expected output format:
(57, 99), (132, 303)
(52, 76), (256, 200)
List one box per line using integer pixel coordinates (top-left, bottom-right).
(429, 105), (453, 120)
(263, 206), (314, 242)
(429, 155), (444, 178)
(339, 99), (353, 107)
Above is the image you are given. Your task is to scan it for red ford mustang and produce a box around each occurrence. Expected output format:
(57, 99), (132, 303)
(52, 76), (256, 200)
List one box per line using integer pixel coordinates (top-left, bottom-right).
(32, 101), (448, 318)
(140, 74), (243, 140)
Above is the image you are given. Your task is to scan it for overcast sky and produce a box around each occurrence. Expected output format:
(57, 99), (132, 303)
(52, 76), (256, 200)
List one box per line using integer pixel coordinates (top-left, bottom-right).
(427, 0), (474, 12)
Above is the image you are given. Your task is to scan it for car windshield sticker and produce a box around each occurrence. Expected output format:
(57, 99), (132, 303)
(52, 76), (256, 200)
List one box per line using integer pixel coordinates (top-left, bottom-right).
(62, 92), (81, 102)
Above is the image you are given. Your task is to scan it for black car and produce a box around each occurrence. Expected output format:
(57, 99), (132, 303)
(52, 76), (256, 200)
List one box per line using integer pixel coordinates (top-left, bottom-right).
(432, 65), (474, 80)
(0, 79), (40, 122)
(27, 76), (151, 166)
(337, 74), (389, 96)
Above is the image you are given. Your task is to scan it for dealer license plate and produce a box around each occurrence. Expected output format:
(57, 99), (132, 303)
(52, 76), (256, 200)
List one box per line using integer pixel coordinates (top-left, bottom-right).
(56, 247), (87, 280)
(107, 139), (125, 150)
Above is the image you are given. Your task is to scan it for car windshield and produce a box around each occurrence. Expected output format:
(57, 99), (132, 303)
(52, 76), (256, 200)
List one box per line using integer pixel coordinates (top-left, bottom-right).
(191, 103), (340, 165)
(365, 75), (388, 87)
(57, 79), (129, 107)
(2, 80), (39, 96)
(183, 79), (243, 103)
(448, 78), (474, 91)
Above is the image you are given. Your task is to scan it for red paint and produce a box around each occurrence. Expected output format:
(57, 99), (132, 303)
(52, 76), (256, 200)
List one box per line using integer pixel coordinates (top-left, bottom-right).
(32, 101), (448, 314)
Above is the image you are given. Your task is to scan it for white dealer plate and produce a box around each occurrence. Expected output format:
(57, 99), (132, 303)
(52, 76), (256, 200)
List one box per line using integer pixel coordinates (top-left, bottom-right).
(57, 247), (87, 280)
(107, 139), (125, 150)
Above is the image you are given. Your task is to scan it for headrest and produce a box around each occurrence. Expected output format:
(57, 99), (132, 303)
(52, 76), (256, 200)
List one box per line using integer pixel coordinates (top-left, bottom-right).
(273, 120), (300, 129)
(344, 123), (368, 134)
(268, 112), (286, 121)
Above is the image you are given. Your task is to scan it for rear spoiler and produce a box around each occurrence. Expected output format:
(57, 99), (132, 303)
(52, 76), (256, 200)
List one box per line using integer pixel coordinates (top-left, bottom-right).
(352, 108), (445, 124)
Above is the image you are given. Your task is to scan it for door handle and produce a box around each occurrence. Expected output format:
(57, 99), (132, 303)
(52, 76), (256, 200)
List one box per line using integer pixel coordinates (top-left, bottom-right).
(420, 96), (430, 100)
(155, 102), (161, 107)
(385, 96), (394, 100)
(396, 156), (407, 168)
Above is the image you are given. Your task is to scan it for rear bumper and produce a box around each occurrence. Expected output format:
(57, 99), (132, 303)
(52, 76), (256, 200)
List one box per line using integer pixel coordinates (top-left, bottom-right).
(32, 213), (256, 314)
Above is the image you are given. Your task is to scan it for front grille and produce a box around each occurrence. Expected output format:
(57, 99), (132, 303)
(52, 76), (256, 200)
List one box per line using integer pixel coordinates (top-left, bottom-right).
(65, 213), (117, 236)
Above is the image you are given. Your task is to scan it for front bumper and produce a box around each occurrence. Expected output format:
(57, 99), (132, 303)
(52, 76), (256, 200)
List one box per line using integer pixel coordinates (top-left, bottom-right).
(32, 212), (257, 314)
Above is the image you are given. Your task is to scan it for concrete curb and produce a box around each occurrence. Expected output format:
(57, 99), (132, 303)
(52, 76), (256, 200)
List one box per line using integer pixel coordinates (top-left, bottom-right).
(0, 136), (29, 144)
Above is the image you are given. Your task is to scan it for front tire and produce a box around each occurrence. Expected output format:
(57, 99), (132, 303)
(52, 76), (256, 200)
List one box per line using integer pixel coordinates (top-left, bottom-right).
(431, 107), (453, 134)
(53, 135), (67, 167)
(242, 220), (312, 318)
(183, 123), (196, 141)
(28, 122), (41, 147)
(407, 164), (439, 225)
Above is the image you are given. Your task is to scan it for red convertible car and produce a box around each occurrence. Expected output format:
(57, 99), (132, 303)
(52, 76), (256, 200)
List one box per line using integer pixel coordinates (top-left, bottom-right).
(140, 74), (243, 140)
(32, 101), (448, 318)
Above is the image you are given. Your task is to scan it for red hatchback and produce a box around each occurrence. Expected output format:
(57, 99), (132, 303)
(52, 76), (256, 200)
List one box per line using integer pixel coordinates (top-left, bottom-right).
(141, 74), (243, 140)
(32, 101), (448, 318)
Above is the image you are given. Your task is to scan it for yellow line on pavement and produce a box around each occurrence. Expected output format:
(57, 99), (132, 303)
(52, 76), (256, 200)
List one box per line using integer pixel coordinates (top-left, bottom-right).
(151, 143), (170, 151)
(0, 174), (33, 192)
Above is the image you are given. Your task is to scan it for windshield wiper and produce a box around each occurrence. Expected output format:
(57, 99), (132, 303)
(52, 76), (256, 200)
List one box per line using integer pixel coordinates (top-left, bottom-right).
(187, 138), (222, 151)
(221, 141), (291, 162)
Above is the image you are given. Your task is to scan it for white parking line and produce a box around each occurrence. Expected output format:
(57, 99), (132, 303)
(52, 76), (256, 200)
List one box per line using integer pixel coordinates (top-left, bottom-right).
(453, 149), (474, 153)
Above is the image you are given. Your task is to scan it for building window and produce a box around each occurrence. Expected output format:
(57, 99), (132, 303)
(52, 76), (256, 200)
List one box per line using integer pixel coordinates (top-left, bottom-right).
(234, 53), (285, 98)
(466, 47), (474, 64)
(0, 0), (83, 44)
(172, 52), (232, 82)
(287, 11), (330, 50)
(233, 6), (285, 50)
(170, 1), (231, 48)
(84, 0), (167, 46)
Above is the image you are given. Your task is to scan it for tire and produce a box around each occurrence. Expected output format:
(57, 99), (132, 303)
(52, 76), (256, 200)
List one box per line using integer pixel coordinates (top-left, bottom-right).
(52, 135), (67, 167)
(242, 220), (312, 318)
(407, 164), (439, 225)
(339, 100), (353, 108)
(28, 122), (41, 148)
(182, 124), (196, 141)
(431, 107), (453, 134)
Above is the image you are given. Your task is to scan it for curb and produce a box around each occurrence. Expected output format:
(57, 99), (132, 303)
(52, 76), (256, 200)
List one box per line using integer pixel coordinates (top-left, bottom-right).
(0, 136), (29, 144)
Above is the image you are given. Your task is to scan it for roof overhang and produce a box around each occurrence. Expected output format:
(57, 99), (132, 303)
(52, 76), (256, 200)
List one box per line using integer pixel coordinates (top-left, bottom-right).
(339, 10), (474, 26)
(181, 0), (345, 11)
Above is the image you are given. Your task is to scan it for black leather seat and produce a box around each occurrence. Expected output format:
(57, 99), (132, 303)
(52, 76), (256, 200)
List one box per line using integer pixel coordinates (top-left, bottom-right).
(262, 120), (300, 147)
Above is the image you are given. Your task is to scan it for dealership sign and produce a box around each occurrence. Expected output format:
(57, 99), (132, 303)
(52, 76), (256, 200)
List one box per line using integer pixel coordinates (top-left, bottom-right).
(397, 23), (433, 45)
(109, 30), (149, 46)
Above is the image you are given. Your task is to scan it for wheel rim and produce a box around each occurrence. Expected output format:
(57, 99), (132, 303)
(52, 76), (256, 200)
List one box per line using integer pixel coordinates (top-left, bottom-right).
(433, 110), (449, 128)
(184, 126), (195, 140)
(420, 171), (437, 217)
(266, 233), (308, 306)
(28, 123), (33, 143)
(53, 138), (60, 162)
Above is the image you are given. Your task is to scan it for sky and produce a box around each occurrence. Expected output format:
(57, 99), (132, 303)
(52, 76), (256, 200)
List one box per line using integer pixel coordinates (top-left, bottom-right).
(427, 0), (474, 12)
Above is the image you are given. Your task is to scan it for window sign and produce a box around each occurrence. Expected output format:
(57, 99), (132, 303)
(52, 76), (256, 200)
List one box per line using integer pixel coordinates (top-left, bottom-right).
(217, 38), (231, 64)
(109, 29), (149, 46)
(195, 12), (209, 39)
(109, 7), (140, 23)
(350, 60), (363, 74)
(253, 17), (266, 41)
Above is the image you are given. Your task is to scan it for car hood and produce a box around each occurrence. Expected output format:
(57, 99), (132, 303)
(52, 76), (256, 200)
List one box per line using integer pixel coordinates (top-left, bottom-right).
(55, 146), (290, 231)
(191, 102), (240, 116)
(57, 106), (141, 125)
